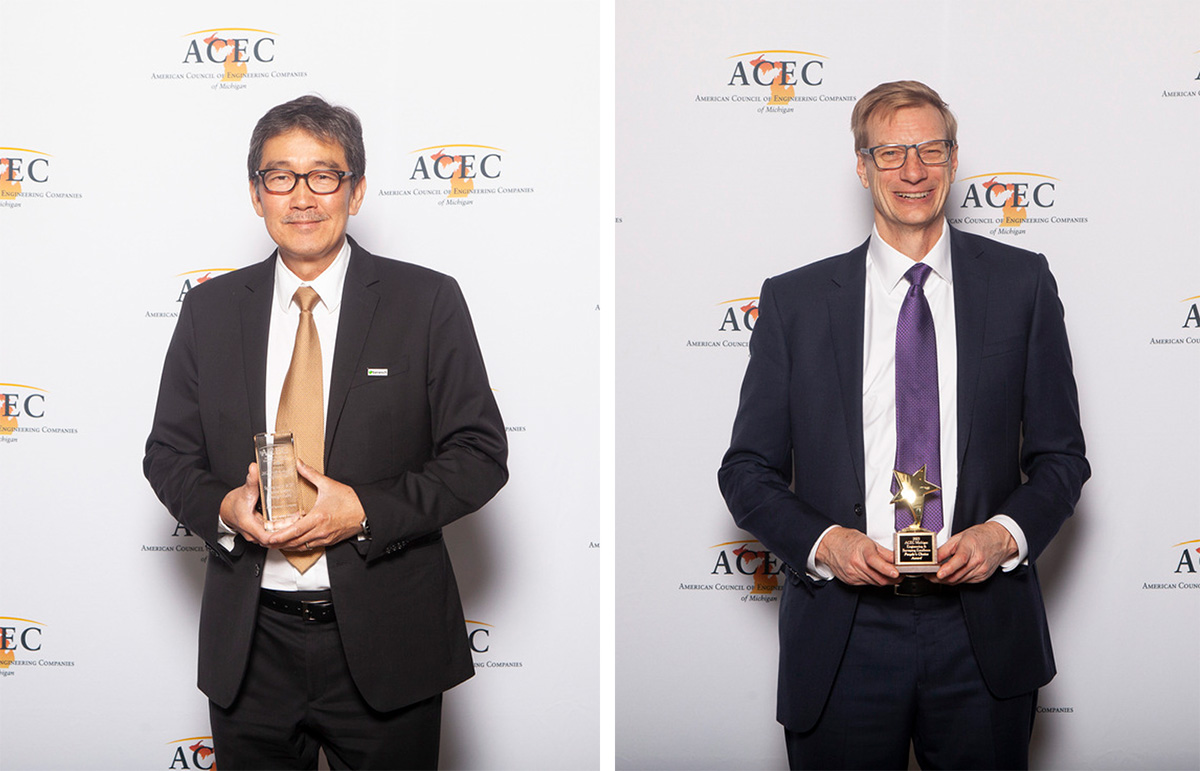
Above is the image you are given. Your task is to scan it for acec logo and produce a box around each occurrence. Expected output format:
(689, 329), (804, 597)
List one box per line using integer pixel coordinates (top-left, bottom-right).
(0, 148), (51, 200)
(466, 619), (492, 653)
(0, 383), (46, 437)
(957, 172), (1057, 228)
(409, 145), (503, 198)
(464, 619), (523, 669)
(718, 297), (758, 333)
(711, 540), (781, 594)
(0, 617), (44, 666)
(176, 268), (234, 303)
(1173, 539), (1200, 573)
(726, 50), (826, 104)
(181, 28), (276, 81)
(1182, 294), (1200, 329)
(166, 736), (216, 770)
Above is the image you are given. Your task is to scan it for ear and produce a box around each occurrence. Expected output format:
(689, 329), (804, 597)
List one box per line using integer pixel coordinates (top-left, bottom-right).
(855, 151), (870, 189)
(949, 145), (958, 183)
(249, 178), (265, 218)
(347, 175), (366, 216)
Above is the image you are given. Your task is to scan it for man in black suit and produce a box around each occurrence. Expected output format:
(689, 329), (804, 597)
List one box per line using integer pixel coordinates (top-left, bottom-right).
(145, 95), (507, 769)
(718, 81), (1088, 769)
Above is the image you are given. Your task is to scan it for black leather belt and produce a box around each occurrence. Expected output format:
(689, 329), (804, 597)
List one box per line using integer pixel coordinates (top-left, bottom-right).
(862, 576), (958, 598)
(260, 589), (336, 623)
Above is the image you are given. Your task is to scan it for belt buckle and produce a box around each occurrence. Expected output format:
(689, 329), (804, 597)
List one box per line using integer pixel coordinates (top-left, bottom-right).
(299, 600), (328, 623)
(893, 576), (927, 597)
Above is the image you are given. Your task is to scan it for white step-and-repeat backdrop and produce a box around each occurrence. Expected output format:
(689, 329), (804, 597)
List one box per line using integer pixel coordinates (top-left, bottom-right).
(5, 1), (1200, 769)
(617, 2), (1199, 769)
(1, 2), (603, 769)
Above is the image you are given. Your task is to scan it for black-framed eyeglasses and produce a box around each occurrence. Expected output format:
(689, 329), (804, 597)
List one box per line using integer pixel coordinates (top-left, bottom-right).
(254, 168), (354, 194)
(859, 140), (955, 170)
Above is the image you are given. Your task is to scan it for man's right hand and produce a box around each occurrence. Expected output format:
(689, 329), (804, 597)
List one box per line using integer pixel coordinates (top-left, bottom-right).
(815, 526), (901, 586)
(218, 462), (272, 547)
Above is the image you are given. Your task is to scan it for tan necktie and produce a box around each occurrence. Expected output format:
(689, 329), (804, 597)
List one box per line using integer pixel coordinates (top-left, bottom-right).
(276, 286), (324, 573)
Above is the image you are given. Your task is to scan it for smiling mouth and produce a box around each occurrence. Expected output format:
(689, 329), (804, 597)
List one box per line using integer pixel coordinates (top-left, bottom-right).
(895, 191), (930, 200)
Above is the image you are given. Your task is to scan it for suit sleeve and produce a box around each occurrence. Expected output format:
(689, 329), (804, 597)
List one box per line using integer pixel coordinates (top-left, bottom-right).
(997, 254), (1089, 561)
(354, 276), (508, 562)
(143, 296), (241, 562)
(718, 277), (841, 573)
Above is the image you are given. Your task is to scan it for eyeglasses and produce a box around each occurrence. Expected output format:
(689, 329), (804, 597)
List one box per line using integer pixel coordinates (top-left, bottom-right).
(859, 140), (955, 170)
(254, 168), (354, 195)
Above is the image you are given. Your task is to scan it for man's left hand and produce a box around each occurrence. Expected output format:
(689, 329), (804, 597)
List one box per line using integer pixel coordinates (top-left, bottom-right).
(265, 459), (366, 551)
(930, 521), (1017, 585)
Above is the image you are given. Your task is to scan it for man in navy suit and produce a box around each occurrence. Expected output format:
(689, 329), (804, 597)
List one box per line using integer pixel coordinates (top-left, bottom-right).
(145, 96), (507, 769)
(718, 81), (1088, 769)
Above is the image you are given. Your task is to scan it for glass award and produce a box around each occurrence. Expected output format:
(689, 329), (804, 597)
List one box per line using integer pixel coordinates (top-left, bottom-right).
(254, 432), (301, 532)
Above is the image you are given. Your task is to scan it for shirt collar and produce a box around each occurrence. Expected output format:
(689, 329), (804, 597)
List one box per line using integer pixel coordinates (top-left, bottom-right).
(866, 220), (953, 294)
(273, 238), (351, 315)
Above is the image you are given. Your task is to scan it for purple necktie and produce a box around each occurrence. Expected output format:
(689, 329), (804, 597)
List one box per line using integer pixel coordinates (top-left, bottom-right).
(893, 262), (942, 533)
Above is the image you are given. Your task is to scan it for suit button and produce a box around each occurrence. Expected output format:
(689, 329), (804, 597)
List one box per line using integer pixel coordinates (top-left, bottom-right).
(854, 503), (865, 516)
(254, 564), (261, 577)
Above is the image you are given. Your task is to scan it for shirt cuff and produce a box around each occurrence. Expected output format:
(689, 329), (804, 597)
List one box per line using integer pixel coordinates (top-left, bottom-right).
(989, 514), (1028, 571)
(806, 525), (838, 581)
(217, 515), (237, 553)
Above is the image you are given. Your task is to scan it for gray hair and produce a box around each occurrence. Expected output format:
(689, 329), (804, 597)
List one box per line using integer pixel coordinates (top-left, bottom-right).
(247, 95), (366, 180)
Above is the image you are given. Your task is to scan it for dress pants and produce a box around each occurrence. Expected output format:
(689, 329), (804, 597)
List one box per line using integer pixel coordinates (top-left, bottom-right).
(785, 590), (1037, 770)
(209, 598), (442, 770)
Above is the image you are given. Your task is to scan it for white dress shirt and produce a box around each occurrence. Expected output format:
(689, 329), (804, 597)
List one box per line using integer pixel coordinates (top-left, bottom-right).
(861, 221), (959, 553)
(808, 222), (1026, 578)
(219, 239), (351, 591)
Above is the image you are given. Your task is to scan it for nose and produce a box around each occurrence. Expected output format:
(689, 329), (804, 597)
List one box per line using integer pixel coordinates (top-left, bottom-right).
(898, 147), (928, 183)
(290, 178), (317, 207)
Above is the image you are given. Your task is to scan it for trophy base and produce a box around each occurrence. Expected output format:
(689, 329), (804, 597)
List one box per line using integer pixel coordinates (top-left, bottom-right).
(896, 563), (940, 575)
(894, 529), (939, 574)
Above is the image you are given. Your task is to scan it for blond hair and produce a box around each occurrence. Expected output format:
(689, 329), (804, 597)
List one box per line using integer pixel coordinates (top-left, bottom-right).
(851, 81), (957, 150)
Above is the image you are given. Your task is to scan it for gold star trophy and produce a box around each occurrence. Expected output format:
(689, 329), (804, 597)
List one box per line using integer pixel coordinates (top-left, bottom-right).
(891, 465), (940, 574)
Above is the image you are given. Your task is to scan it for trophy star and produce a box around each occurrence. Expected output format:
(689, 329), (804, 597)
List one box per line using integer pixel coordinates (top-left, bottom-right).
(890, 465), (941, 507)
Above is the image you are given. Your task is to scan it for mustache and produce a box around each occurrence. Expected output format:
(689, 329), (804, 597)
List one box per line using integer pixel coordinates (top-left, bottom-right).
(282, 212), (330, 224)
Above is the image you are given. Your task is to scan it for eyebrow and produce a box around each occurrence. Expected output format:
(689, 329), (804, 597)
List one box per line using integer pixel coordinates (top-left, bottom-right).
(260, 159), (346, 170)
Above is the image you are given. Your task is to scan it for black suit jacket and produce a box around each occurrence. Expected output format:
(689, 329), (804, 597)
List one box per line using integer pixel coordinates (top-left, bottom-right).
(718, 227), (1089, 732)
(145, 237), (508, 711)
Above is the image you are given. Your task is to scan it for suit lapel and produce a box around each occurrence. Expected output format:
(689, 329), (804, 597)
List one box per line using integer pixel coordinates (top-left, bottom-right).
(827, 240), (869, 500)
(951, 227), (988, 474)
(239, 256), (275, 434)
(326, 237), (380, 460)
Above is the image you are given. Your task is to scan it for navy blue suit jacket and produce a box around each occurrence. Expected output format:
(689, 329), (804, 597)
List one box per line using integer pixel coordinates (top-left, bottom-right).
(145, 237), (508, 711)
(718, 227), (1088, 732)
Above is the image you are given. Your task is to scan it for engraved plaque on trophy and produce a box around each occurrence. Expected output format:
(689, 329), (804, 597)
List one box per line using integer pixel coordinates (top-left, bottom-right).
(891, 465), (940, 574)
(254, 432), (301, 532)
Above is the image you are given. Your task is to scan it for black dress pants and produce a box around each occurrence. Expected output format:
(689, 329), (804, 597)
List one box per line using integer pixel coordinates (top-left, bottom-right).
(209, 599), (442, 770)
(785, 590), (1037, 770)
